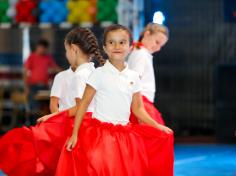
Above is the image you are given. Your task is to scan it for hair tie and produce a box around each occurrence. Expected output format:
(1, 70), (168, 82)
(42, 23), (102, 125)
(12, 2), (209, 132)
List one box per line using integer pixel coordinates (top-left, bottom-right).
(131, 42), (144, 50)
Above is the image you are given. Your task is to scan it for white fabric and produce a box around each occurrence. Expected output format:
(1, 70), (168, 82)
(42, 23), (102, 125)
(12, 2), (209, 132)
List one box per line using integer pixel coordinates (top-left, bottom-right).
(128, 47), (156, 102)
(50, 67), (76, 111)
(87, 61), (141, 125)
(73, 62), (95, 112)
(50, 63), (95, 112)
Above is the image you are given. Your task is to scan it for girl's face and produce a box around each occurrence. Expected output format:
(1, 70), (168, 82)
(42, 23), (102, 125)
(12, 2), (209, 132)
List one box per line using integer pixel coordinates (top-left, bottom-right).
(143, 31), (168, 53)
(103, 29), (131, 62)
(65, 42), (76, 67)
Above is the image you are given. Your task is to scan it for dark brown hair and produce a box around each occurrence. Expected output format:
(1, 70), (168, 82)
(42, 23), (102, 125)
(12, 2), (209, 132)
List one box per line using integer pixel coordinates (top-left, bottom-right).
(65, 27), (105, 66)
(103, 24), (133, 46)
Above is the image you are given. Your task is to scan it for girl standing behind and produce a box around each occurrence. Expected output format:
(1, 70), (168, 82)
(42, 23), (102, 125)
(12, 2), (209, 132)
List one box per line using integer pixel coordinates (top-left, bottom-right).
(128, 23), (169, 125)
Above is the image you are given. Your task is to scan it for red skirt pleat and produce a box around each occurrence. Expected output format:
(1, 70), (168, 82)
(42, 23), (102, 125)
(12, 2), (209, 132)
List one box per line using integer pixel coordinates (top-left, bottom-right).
(56, 114), (174, 176)
(0, 111), (78, 176)
(130, 96), (165, 125)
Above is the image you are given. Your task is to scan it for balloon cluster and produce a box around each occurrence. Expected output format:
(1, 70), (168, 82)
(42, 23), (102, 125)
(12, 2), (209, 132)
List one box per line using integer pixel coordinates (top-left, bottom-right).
(97, 0), (117, 23)
(15, 0), (38, 23)
(67, 0), (96, 24)
(39, 0), (68, 24)
(0, 0), (10, 23)
(0, 0), (119, 24)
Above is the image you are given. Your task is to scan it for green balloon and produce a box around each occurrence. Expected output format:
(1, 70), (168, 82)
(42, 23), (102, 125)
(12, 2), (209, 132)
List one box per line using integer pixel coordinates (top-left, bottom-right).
(110, 13), (117, 22)
(97, 12), (106, 21)
(0, 15), (10, 22)
(0, 1), (9, 10)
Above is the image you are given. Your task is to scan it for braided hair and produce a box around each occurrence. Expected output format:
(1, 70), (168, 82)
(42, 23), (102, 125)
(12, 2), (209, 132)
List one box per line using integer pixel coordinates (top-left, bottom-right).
(65, 27), (105, 66)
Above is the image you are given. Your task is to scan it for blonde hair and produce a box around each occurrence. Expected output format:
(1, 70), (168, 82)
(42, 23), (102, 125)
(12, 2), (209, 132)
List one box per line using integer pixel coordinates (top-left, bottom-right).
(138, 23), (169, 42)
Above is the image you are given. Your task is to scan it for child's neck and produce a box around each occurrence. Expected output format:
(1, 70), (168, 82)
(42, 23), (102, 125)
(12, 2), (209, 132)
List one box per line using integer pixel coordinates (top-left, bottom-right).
(109, 59), (126, 71)
(141, 39), (152, 54)
(76, 57), (89, 67)
(72, 59), (89, 72)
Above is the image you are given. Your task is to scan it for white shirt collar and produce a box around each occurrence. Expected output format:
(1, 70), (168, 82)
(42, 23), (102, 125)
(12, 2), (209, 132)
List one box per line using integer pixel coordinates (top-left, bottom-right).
(75, 62), (94, 73)
(139, 47), (153, 59)
(104, 60), (129, 75)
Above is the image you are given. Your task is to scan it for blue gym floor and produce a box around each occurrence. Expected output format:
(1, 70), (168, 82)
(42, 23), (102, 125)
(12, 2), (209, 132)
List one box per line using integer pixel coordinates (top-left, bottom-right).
(174, 144), (236, 176)
(0, 144), (236, 176)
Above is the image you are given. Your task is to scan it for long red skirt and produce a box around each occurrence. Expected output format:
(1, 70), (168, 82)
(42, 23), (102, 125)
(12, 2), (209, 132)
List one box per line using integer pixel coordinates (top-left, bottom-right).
(56, 113), (174, 176)
(130, 96), (165, 125)
(0, 111), (77, 176)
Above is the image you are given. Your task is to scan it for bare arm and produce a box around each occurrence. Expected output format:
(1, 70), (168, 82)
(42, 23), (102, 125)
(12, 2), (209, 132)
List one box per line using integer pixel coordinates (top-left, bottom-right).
(66, 85), (96, 151)
(50, 96), (59, 113)
(38, 97), (82, 123)
(131, 92), (172, 133)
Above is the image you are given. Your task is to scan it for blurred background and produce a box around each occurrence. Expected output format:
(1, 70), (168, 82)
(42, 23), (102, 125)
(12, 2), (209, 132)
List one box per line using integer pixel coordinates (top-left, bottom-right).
(0, 0), (236, 175)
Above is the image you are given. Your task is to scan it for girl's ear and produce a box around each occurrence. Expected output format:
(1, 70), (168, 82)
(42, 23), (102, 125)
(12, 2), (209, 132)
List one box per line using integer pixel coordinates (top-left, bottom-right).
(71, 44), (78, 53)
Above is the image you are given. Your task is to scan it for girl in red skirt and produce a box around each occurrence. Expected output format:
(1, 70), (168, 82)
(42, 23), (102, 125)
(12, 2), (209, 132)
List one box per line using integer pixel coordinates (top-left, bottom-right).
(128, 23), (169, 125)
(55, 24), (174, 176)
(0, 27), (104, 176)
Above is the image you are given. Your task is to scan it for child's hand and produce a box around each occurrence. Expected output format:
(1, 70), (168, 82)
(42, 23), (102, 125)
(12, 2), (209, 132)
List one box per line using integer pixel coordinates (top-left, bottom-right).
(66, 134), (77, 151)
(157, 124), (173, 134)
(37, 114), (52, 123)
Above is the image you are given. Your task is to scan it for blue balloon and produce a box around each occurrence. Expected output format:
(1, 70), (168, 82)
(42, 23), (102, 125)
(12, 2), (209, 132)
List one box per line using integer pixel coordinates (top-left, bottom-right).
(39, 2), (48, 10)
(53, 14), (63, 23)
(40, 14), (50, 23)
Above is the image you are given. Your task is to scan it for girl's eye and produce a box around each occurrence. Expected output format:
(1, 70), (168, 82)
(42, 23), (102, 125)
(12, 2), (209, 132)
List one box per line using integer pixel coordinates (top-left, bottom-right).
(108, 41), (114, 45)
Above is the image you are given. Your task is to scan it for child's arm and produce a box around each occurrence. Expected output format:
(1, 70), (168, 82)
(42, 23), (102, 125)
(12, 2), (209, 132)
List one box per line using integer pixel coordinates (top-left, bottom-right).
(37, 76), (86, 122)
(66, 85), (96, 151)
(131, 92), (172, 134)
(49, 96), (59, 113)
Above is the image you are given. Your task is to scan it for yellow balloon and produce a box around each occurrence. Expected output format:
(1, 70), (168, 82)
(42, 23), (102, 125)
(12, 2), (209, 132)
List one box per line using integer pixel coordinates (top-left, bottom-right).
(79, 14), (91, 23)
(67, 1), (75, 10)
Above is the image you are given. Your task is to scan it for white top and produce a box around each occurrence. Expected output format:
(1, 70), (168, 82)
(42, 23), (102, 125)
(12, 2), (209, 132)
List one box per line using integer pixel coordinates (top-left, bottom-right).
(50, 67), (75, 111)
(87, 61), (142, 125)
(128, 47), (156, 102)
(50, 63), (95, 112)
(73, 62), (95, 112)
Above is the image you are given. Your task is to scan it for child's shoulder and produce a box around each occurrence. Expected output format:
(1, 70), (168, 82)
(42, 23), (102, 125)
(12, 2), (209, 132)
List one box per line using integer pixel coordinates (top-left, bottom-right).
(87, 66), (104, 79)
(126, 68), (140, 78)
(129, 48), (151, 59)
(93, 65), (106, 73)
(55, 70), (66, 77)
(55, 69), (70, 78)
(132, 48), (148, 54)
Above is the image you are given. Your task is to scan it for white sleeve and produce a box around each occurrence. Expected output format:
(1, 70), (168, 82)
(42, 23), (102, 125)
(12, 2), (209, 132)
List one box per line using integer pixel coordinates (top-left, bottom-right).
(86, 69), (100, 90)
(73, 75), (86, 99)
(132, 74), (142, 93)
(50, 74), (62, 98)
(128, 52), (146, 77)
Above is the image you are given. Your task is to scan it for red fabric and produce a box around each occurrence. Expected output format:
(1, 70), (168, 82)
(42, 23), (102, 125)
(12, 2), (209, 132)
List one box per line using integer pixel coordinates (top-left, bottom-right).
(56, 113), (174, 176)
(24, 53), (57, 85)
(131, 41), (144, 50)
(0, 111), (78, 176)
(0, 111), (173, 176)
(130, 96), (165, 125)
